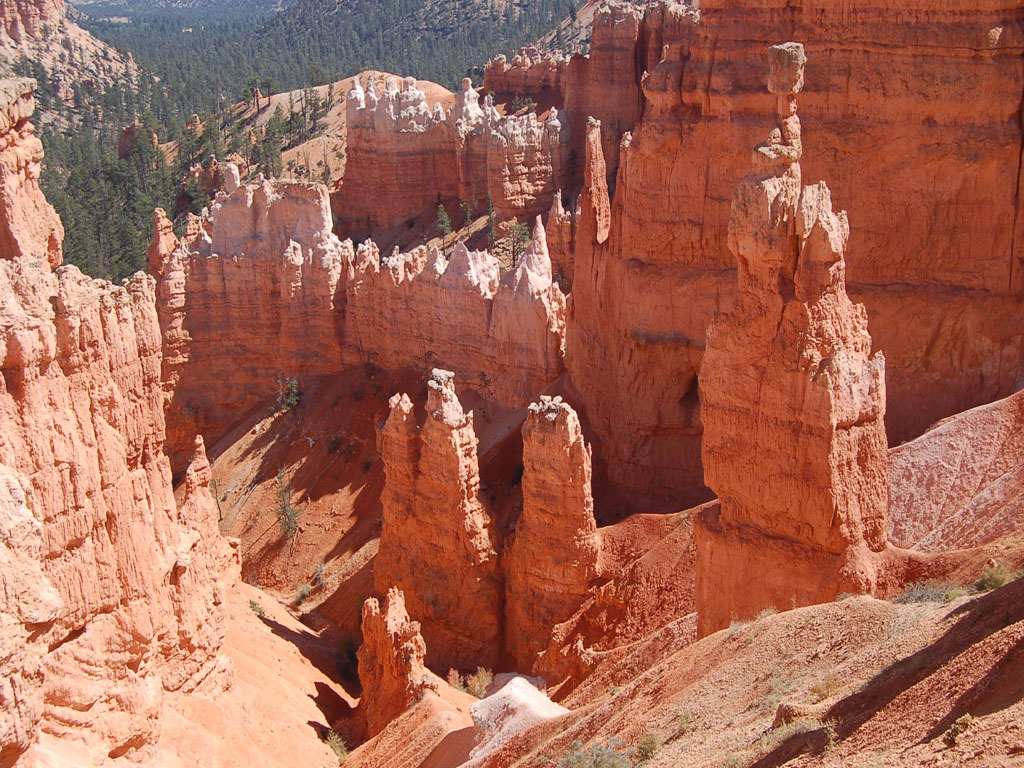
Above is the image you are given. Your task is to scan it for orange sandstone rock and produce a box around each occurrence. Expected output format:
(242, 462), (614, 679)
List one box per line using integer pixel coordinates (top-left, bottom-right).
(357, 588), (437, 739)
(156, 176), (348, 473)
(374, 371), (503, 671)
(505, 396), (599, 672)
(0, 79), (62, 269)
(695, 43), (889, 636)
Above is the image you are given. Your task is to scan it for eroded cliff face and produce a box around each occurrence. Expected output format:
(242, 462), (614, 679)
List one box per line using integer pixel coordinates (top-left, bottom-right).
(0, 0), (61, 43)
(374, 371), (503, 671)
(155, 177), (349, 472)
(0, 79), (62, 269)
(158, 179), (567, 473)
(563, 0), (1024, 510)
(0, 82), (234, 765)
(346, 217), (565, 410)
(335, 75), (571, 231)
(695, 44), (889, 636)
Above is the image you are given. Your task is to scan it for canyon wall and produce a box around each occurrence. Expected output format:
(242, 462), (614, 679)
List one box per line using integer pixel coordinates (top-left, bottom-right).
(0, 81), (234, 765)
(154, 178), (348, 472)
(346, 216), (565, 409)
(695, 43), (889, 635)
(157, 183), (566, 472)
(562, 0), (1024, 510)
(0, 0), (62, 43)
(334, 75), (571, 231)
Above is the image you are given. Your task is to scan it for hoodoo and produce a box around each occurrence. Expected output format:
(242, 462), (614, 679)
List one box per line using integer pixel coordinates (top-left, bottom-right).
(505, 396), (600, 671)
(695, 43), (889, 636)
(374, 370), (503, 671)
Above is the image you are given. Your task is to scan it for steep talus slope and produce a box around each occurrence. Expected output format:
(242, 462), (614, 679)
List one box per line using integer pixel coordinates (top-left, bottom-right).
(888, 390), (1024, 554)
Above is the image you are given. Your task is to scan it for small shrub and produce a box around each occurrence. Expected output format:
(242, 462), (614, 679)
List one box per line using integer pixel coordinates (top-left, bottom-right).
(636, 730), (662, 760)
(607, 684), (622, 696)
(557, 739), (632, 768)
(894, 581), (960, 604)
(942, 713), (974, 747)
(511, 94), (537, 113)
(271, 376), (301, 413)
(755, 606), (778, 620)
(275, 468), (301, 539)
(673, 712), (691, 737)
(975, 564), (1021, 592)
(446, 668), (466, 691)
(248, 599), (265, 617)
(754, 676), (793, 714)
(313, 561), (326, 586)
(810, 674), (841, 703)
(325, 728), (348, 761)
(466, 667), (493, 698)
(295, 582), (312, 605)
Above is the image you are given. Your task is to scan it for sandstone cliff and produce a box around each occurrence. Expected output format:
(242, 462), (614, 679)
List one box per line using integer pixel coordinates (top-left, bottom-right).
(561, 0), (1024, 510)
(0, 82), (234, 764)
(695, 43), (889, 636)
(156, 175), (349, 473)
(334, 74), (571, 232)
(157, 172), (567, 474)
(0, 79), (62, 269)
(0, 0), (61, 43)
(374, 371), (503, 671)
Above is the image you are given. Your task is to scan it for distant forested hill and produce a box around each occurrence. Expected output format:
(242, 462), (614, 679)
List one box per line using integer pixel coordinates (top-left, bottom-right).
(78, 0), (577, 132)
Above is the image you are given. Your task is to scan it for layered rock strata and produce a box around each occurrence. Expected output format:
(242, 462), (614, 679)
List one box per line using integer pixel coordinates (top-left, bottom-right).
(562, 0), (1024, 509)
(155, 176), (349, 472)
(357, 588), (437, 739)
(0, 79), (62, 269)
(695, 43), (889, 636)
(374, 371), (503, 670)
(505, 396), (600, 671)
(0, 257), (233, 762)
(334, 75), (571, 231)
(346, 217), (565, 410)
(0, 0), (62, 43)
(157, 173), (566, 473)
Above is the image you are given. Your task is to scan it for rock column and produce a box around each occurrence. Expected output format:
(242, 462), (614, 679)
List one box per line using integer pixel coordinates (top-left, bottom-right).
(695, 44), (889, 636)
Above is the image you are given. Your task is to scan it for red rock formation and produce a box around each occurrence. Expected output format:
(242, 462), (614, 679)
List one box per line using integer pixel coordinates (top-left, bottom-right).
(374, 370), (502, 670)
(0, 467), (60, 768)
(889, 389), (1024, 553)
(561, 0), (1024, 509)
(0, 256), (234, 761)
(334, 74), (571, 232)
(544, 191), (574, 285)
(345, 221), (565, 410)
(0, 0), (62, 42)
(484, 47), (567, 102)
(505, 396), (599, 672)
(0, 79), (62, 269)
(156, 175), (349, 472)
(695, 43), (889, 636)
(563, 1), (644, 187)
(357, 588), (437, 739)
